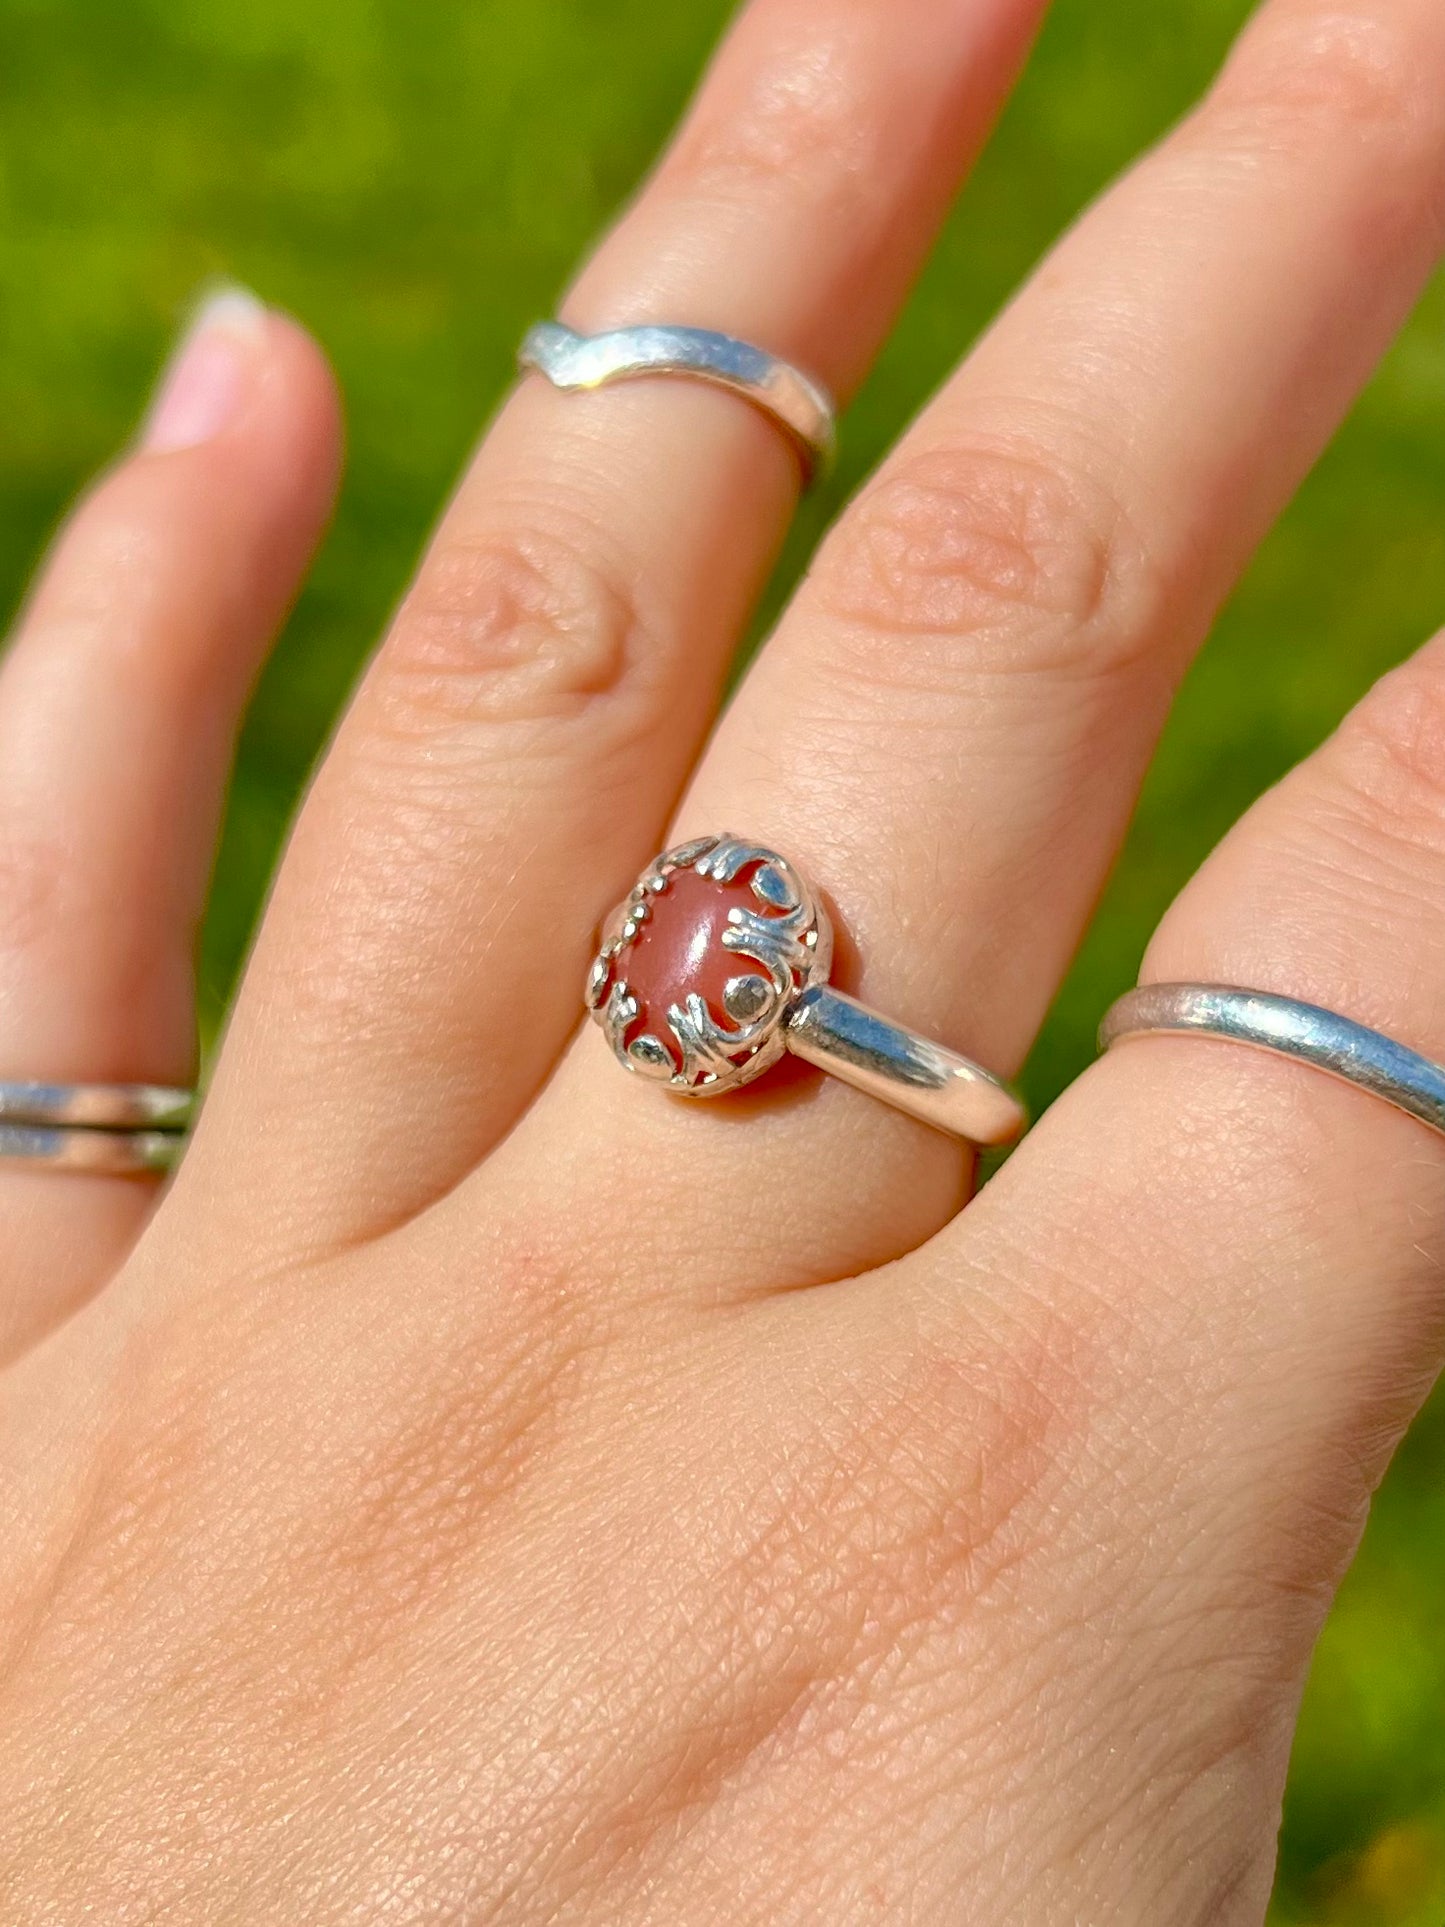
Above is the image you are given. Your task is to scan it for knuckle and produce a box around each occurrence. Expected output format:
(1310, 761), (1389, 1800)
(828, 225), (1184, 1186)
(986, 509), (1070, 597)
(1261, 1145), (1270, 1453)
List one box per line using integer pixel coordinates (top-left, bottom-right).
(299, 1283), (606, 1659)
(1323, 644), (1445, 860)
(810, 1286), (1110, 1639)
(379, 518), (649, 732)
(669, 35), (875, 216)
(809, 440), (1137, 676)
(1210, 5), (1434, 145)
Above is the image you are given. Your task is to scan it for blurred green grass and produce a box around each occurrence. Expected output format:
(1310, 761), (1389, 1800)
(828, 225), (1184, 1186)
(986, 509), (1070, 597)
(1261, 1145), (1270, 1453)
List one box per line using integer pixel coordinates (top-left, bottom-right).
(3, 0), (1445, 1916)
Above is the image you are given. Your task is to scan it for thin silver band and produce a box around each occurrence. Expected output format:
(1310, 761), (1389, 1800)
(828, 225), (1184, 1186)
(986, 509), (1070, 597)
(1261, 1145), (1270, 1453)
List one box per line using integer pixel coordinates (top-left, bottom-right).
(786, 986), (1026, 1145)
(519, 322), (837, 480)
(0, 1123), (184, 1175)
(0, 1080), (193, 1130)
(0, 1080), (193, 1173)
(1099, 983), (1445, 1140)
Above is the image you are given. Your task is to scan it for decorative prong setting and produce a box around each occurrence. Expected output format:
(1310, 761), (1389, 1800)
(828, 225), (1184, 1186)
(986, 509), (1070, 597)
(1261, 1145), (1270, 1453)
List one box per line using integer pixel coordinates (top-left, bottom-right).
(585, 834), (830, 1097)
(751, 861), (794, 909)
(626, 1033), (677, 1081)
(583, 952), (611, 1012)
(723, 974), (772, 1022)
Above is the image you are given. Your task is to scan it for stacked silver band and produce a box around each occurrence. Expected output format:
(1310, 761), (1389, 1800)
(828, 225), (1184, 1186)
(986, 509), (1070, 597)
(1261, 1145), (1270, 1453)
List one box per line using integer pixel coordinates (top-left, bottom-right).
(0, 1081), (194, 1174)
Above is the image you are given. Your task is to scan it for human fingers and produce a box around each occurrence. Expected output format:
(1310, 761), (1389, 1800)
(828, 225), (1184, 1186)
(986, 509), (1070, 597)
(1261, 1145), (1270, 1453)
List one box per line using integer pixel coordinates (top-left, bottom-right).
(189, 0), (1051, 1257)
(876, 628), (1445, 1912)
(0, 290), (340, 1359)
(525, 0), (1445, 1292)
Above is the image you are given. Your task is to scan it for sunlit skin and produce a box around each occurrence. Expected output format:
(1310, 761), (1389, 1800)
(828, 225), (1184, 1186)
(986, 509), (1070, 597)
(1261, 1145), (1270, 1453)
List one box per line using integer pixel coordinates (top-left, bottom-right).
(5, 0), (1445, 1918)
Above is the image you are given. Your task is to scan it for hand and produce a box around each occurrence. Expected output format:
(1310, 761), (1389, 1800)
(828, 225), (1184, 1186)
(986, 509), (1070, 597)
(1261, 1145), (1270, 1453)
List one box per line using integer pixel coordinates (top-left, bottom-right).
(6, 0), (1445, 1917)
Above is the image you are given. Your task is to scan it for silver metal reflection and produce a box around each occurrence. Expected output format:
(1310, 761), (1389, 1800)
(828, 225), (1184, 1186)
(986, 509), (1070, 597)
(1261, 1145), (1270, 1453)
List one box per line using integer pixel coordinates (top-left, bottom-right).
(0, 1080), (193, 1173)
(0, 1080), (192, 1131)
(786, 987), (1025, 1147)
(0, 1124), (184, 1175)
(586, 835), (1026, 1147)
(1099, 983), (1445, 1140)
(519, 321), (837, 480)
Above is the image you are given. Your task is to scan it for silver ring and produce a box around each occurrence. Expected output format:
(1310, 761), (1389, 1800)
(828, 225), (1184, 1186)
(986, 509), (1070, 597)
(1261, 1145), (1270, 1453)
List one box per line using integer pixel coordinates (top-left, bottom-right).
(0, 1080), (193, 1173)
(0, 1080), (193, 1130)
(519, 322), (837, 480)
(586, 835), (1025, 1146)
(1099, 983), (1445, 1140)
(0, 1123), (185, 1175)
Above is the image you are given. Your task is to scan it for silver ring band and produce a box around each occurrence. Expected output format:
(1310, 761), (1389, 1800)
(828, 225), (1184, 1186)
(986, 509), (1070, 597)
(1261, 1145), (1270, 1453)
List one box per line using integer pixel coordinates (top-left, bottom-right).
(587, 834), (1025, 1145)
(0, 1079), (193, 1130)
(0, 1123), (185, 1175)
(0, 1080), (193, 1172)
(1099, 983), (1445, 1140)
(785, 985), (1026, 1145)
(519, 322), (837, 480)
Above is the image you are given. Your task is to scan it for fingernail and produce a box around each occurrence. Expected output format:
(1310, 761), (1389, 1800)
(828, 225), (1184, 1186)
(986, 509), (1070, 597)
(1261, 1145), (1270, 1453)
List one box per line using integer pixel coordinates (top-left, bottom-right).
(141, 284), (269, 454)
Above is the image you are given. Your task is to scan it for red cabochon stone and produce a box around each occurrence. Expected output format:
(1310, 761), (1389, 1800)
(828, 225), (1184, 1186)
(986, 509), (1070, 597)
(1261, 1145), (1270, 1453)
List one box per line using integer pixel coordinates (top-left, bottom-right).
(617, 862), (773, 1072)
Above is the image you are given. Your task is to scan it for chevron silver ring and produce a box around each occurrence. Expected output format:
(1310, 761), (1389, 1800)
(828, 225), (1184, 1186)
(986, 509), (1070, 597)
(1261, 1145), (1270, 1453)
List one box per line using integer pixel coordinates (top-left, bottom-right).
(519, 321), (837, 480)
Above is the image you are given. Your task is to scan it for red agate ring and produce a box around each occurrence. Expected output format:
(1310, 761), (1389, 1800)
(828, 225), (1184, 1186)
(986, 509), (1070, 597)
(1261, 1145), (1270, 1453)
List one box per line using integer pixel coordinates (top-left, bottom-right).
(585, 835), (1025, 1146)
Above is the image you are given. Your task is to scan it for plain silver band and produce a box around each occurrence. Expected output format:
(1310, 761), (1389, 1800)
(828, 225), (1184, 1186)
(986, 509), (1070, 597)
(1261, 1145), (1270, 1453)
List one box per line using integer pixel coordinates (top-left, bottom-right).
(0, 1079), (193, 1130)
(1099, 983), (1445, 1140)
(519, 322), (837, 479)
(0, 1123), (184, 1175)
(787, 986), (1026, 1146)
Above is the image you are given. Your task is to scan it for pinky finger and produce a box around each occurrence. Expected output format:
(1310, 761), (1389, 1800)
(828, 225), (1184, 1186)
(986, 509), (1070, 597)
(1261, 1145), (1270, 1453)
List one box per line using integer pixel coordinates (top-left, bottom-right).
(870, 630), (1445, 1905)
(0, 288), (341, 1361)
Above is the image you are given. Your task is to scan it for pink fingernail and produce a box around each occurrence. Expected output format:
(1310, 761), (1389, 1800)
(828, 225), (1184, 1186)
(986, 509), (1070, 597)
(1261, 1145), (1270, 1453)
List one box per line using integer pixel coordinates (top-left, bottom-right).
(141, 285), (269, 454)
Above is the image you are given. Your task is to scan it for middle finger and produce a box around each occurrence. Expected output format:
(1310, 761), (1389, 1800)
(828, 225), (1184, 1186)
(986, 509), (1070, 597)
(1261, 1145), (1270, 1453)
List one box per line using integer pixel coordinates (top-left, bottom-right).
(524, 0), (1445, 1290)
(193, 0), (1049, 1256)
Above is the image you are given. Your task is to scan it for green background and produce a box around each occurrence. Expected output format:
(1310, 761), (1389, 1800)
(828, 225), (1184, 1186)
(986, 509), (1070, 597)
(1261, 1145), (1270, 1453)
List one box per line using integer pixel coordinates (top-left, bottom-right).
(3, 0), (1445, 1916)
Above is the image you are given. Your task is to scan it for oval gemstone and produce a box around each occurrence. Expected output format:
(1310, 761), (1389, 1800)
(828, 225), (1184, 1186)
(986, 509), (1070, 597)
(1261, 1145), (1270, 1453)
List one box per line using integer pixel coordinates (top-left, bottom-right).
(614, 862), (774, 1072)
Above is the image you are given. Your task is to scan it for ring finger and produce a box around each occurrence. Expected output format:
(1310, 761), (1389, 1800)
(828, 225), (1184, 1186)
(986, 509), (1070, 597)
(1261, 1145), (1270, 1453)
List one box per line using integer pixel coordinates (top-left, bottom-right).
(520, 0), (1445, 1292)
(185, 0), (1053, 1262)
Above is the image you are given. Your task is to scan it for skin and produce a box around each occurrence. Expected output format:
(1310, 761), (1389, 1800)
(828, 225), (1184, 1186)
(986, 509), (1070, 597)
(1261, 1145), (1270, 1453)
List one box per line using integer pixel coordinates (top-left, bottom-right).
(4, 0), (1445, 1915)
